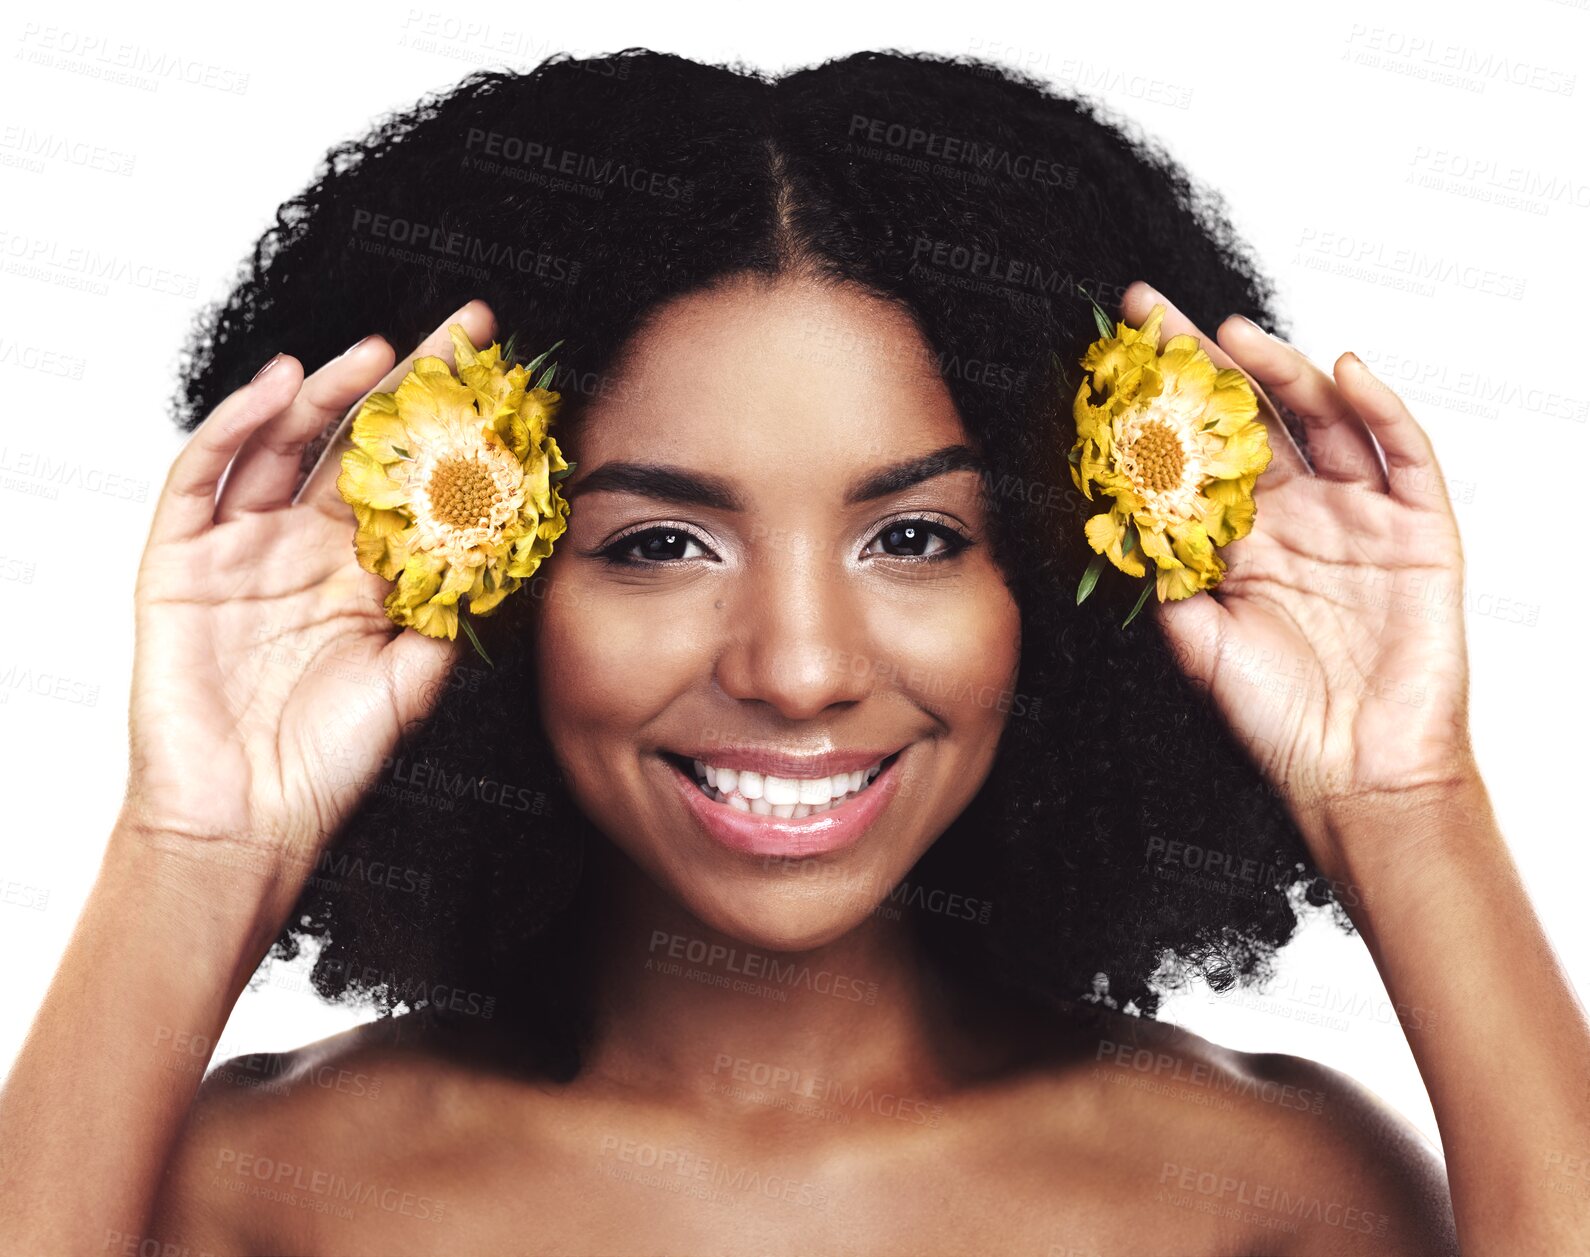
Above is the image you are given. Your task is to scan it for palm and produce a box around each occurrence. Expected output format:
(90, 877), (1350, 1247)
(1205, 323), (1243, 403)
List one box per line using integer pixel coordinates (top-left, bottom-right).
(122, 305), (494, 904)
(1171, 464), (1467, 803)
(131, 499), (440, 862)
(1118, 284), (1474, 836)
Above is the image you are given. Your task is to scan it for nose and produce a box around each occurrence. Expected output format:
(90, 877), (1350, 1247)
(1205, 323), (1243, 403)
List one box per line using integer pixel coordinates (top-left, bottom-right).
(712, 542), (875, 721)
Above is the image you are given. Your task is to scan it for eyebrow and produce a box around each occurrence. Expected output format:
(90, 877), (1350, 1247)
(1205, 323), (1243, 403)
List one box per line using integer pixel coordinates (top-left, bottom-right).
(566, 444), (986, 510)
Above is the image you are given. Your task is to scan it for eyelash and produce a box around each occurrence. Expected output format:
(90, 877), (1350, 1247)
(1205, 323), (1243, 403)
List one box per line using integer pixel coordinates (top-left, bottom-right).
(595, 516), (974, 567)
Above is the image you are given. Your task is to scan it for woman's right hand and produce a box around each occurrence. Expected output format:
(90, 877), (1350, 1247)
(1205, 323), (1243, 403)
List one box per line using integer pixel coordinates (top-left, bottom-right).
(119, 300), (496, 920)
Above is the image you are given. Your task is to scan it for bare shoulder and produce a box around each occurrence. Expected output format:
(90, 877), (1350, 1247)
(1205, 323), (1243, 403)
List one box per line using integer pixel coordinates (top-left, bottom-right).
(149, 1013), (478, 1255)
(1017, 1010), (1459, 1255)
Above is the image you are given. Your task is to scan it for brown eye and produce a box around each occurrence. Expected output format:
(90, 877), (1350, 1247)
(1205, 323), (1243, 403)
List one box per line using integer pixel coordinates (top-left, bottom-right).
(599, 526), (713, 565)
(864, 519), (971, 560)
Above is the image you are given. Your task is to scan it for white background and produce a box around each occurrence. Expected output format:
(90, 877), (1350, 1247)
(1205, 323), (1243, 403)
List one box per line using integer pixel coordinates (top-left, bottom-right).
(2, 0), (1587, 1156)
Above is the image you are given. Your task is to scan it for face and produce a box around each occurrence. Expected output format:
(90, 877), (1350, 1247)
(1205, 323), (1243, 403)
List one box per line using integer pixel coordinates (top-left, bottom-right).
(533, 273), (1022, 950)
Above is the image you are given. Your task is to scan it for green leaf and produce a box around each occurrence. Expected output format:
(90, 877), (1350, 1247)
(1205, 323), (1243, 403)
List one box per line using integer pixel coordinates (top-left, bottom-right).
(1076, 282), (1115, 339)
(391, 445), (410, 459)
(501, 332), (519, 365)
(1076, 554), (1106, 605)
(1121, 523), (1136, 556)
(549, 461), (576, 482)
(1121, 580), (1154, 630)
(534, 362), (559, 391)
(523, 339), (565, 377)
(459, 616), (494, 668)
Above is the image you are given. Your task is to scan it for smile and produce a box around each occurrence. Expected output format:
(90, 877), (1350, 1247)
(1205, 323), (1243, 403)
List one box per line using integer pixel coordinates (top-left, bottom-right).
(659, 747), (906, 858)
(688, 757), (886, 817)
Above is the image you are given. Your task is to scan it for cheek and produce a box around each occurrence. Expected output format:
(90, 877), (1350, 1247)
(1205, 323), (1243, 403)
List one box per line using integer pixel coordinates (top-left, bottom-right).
(532, 569), (718, 748)
(874, 572), (1022, 725)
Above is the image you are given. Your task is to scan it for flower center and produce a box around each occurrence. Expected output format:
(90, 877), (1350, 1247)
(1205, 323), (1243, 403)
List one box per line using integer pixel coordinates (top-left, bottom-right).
(426, 455), (501, 529)
(1125, 419), (1186, 494)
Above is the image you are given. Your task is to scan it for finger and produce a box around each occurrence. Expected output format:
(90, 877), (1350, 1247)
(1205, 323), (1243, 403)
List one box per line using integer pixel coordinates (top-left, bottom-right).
(215, 335), (397, 523)
(1154, 580), (1229, 696)
(1333, 352), (1450, 512)
(383, 626), (460, 729)
(1216, 316), (1388, 492)
(149, 355), (305, 546)
(1120, 281), (1311, 487)
(295, 299), (499, 511)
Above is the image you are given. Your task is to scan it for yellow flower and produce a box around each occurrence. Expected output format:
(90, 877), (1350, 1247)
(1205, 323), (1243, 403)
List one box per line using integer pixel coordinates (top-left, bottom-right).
(1069, 303), (1272, 603)
(337, 325), (571, 641)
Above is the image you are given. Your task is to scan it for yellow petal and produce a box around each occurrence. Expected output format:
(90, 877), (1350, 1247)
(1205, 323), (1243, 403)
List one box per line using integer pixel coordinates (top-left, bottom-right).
(1083, 510), (1146, 578)
(1202, 421), (1273, 480)
(389, 553), (446, 613)
(1169, 522), (1221, 578)
(1137, 524), (1176, 567)
(1202, 477), (1257, 546)
(466, 563), (519, 616)
(404, 597), (458, 640)
(351, 503), (413, 580)
(1156, 563), (1207, 602)
(1201, 369), (1260, 435)
(338, 448), (408, 511)
(349, 393), (409, 462)
(394, 359), (477, 433)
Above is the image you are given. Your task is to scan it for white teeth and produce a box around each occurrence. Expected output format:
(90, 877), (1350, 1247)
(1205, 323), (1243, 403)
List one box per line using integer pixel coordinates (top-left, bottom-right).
(763, 775), (800, 806)
(684, 754), (891, 814)
(797, 776), (830, 805)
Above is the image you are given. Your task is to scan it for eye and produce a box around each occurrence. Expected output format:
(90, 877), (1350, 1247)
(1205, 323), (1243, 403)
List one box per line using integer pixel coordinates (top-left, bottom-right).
(597, 524), (716, 565)
(863, 517), (972, 561)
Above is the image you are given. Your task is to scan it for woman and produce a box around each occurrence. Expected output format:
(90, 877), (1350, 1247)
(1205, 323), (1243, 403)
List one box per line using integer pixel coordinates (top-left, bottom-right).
(2, 48), (1585, 1256)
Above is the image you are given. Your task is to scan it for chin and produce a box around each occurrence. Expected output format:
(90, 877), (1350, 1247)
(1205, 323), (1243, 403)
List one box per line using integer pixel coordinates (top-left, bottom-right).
(670, 873), (895, 955)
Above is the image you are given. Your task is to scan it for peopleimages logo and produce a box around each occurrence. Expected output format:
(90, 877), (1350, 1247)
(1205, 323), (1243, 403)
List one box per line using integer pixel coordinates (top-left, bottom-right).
(646, 930), (879, 1004)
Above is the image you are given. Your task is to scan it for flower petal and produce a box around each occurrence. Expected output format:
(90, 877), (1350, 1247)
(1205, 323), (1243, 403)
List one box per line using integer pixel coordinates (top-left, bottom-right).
(339, 448), (409, 511)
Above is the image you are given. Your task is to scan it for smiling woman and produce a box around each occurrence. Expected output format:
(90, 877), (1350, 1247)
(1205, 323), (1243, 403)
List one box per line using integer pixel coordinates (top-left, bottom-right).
(166, 52), (1322, 1068)
(2, 44), (1586, 1257)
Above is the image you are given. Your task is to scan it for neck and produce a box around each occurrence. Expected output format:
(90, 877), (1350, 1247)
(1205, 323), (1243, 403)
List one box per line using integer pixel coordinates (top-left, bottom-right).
(578, 841), (992, 1110)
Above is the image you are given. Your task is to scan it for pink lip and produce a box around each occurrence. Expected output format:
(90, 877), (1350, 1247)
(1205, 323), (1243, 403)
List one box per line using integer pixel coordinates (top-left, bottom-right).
(662, 751), (905, 858)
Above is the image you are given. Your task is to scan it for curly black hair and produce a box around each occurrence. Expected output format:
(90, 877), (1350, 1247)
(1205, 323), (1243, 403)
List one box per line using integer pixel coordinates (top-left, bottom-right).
(175, 48), (1341, 1077)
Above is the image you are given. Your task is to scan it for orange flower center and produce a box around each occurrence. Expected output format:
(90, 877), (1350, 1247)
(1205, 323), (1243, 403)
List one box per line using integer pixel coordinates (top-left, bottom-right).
(426, 456), (500, 530)
(1125, 419), (1186, 493)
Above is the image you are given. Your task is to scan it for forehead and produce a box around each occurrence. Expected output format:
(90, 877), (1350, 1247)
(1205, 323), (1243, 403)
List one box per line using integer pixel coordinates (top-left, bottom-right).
(574, 274), (969, 465)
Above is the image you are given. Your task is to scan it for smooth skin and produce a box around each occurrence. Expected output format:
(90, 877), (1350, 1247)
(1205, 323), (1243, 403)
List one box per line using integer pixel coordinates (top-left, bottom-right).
(0, 275), (1584, 1255)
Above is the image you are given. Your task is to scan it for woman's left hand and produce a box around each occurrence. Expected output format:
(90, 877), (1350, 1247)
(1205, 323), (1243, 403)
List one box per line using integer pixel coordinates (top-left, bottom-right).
(1122, 281), (1477, 874)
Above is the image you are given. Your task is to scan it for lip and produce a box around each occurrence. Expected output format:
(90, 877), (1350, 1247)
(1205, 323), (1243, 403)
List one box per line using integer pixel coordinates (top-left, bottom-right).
(668, 744), (902, 780)
(662, 748), (906, 858)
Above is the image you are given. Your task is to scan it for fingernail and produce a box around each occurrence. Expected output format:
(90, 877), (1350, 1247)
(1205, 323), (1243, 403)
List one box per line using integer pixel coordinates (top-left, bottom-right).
(1234, 314), (1273, 338)
(337, 334), (377, 359)
(251, 353), (282, 382)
